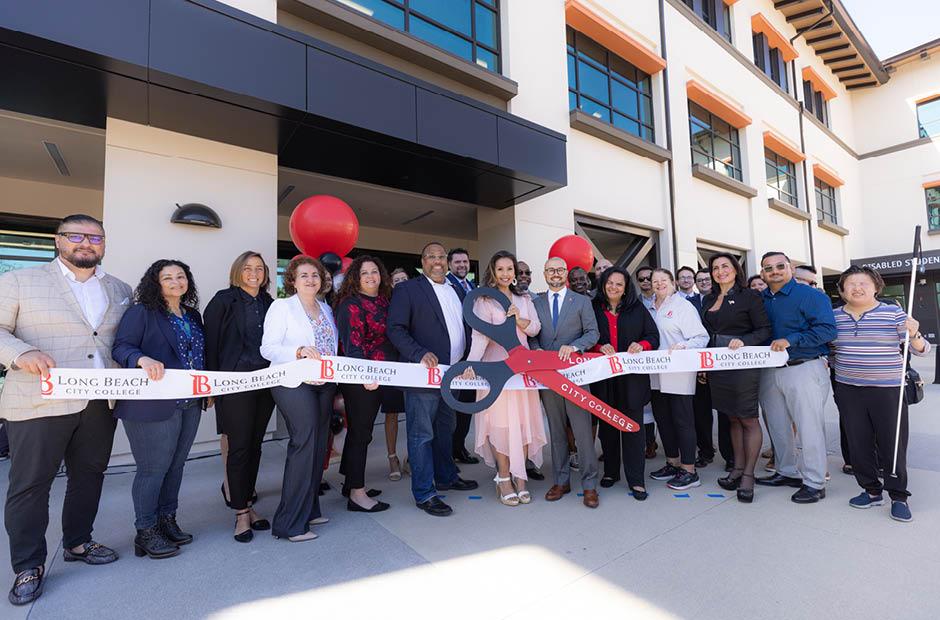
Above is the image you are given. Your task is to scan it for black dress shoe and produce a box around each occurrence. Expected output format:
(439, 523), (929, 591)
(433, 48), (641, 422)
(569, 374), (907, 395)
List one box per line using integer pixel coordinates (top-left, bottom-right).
(134, 527), (179, 559)
(526, 467), (545, 481)
(9, 567), (43, 606)
(737, 487), (754, 503)
(158, 513), (193, 546)
(347, 499), (390, 513)
(756, 473), (803, 488)
(318, 481), (330, 496)
(454, 448), (480, 465)
(694, 455), (713, 468)
(341, 485), (382, 498)
(436, 477), (478, 491)
(416, 496), (453, 517)
(63, 540), (119, 565)
(600, 476), (619, 488)
(631, 488), (649, 501)
(791, 485), (826, 504)
(250, 518), (271, 531)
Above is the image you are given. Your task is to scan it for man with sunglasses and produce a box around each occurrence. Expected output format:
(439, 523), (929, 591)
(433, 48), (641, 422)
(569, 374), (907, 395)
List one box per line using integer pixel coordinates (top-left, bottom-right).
(756, 251), (836, 504)
(635, 266), (656, 312)
(0, 214), (132, 605)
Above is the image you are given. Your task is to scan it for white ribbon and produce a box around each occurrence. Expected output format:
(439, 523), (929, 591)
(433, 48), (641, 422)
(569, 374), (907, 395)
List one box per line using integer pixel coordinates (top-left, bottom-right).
(40, 347), (788, 401)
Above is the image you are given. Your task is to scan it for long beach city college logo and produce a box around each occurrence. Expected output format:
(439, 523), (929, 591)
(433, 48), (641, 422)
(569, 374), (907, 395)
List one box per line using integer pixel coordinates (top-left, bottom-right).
(320, 359), (334, 380)
(40, 375), (54, 396)
(608, 356), (624, 374)
(427, 367), (442, 386)
(191, 374), (211, 396)
(699, 351), (714, 369)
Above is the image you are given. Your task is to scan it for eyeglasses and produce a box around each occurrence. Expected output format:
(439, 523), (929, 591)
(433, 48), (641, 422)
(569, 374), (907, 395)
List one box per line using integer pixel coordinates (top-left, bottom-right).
(545, 267), (568, 275)
(518, 270), (532, 276)
(762, 262), (788, 273)
(57, 232), (104, 245)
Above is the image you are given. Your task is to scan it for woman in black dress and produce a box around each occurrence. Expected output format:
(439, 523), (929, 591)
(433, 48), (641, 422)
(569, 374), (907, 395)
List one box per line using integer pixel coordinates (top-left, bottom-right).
(701, 253), (771, 502)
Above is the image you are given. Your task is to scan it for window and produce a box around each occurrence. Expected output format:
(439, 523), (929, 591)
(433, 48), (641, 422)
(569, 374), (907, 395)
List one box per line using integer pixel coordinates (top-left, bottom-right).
(926, 187), (940, 231)
(335, 0), (501, 72)
(689, 101), (742, 181)
(682, 0), (732, 42)
(917, 97), (940, 138)
(753, 33), (789, 92)
(765, 148), (798, 206)
(567, 27), (655, 142)
(815, 177), (837, 224)
(803, 80), (829, 126)
(0, 231), (55, 275)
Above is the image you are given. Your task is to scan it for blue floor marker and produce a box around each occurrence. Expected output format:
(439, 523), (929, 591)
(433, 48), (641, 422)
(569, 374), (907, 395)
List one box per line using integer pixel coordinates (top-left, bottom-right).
(468, 495), (482, 500)
(673, 493), (691, 498)
(577, 492), (584, 497)
(707, 493), (726, 498)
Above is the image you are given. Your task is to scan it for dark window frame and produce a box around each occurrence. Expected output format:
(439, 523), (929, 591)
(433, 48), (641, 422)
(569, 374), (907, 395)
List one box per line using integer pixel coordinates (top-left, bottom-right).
(926, 186), (940, 231)
(814, 177), (838, 224)
(753, 32), (789, 93)
(917, 96), (940, 139)
(688, 101), (743, 181)
(566, 26), (656, 143)
(337, 0), (502, 73)
(803, 79), (829, 127)
(683, 0), (733, 43)
(765, 148), (798, 207)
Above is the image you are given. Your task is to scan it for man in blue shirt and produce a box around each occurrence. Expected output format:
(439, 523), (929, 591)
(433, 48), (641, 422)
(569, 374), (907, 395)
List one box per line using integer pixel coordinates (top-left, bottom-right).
(756, 251), (837, 504)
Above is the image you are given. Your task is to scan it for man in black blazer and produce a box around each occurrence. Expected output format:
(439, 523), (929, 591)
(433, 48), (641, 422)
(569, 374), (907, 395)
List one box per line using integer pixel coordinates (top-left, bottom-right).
(388, 242), (478, 517)
(444, 248), (479, 465)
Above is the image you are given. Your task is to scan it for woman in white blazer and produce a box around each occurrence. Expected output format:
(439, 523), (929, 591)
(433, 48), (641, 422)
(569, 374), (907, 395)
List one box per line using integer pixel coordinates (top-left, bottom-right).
(260, 256), (337, 543)
(647, 268), (709, 492)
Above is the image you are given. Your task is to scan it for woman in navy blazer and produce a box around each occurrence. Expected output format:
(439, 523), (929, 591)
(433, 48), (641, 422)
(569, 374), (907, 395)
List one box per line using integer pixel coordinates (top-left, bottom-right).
(112, 259), (205, 560)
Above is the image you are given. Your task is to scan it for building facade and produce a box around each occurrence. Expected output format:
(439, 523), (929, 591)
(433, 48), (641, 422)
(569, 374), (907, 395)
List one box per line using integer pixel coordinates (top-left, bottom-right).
(1, 0), (938, 454)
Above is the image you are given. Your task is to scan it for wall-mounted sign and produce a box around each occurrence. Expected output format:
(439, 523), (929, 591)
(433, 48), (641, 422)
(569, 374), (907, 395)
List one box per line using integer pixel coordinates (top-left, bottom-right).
(851, 249), (940, 276)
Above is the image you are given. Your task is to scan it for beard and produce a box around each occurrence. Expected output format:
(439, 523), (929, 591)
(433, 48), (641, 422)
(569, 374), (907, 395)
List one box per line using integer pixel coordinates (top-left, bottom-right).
(61, 249), (102, 269)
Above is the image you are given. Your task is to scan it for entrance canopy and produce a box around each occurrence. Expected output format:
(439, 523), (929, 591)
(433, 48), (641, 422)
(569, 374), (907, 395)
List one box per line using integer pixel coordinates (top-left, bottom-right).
(0, 0), (567, 209)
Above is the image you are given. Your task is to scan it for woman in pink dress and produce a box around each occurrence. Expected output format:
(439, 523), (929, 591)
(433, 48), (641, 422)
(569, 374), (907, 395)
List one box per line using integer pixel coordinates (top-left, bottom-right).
(461, 251), (547, 506)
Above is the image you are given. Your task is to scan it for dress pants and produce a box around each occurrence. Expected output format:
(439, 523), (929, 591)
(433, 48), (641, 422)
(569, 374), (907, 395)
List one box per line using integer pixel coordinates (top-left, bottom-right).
(4, 401), (116, 573)
(123, 402), (202, 530)
(599, 411), (646, 489)
(405, 391), (458, 503)
(759, 359), (831, 490)
(452, 389), (474, 455)
(650, 391), (697, 465)
(835, 383), (909, 501)
(340, 383), (382, 489)
(218, 388), (275, 510)
(540, 391), (598, 490)
(693, 379), (732, 462)
(270, 384), (335, 538)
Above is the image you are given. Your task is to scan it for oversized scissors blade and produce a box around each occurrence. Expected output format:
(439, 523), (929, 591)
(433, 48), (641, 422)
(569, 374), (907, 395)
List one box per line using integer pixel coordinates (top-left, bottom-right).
(528, 369), (640, 432)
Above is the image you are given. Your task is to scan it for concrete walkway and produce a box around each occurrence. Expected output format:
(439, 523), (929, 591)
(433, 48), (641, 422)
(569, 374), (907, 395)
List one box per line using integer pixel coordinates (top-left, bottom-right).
(3, 355), (939, 619)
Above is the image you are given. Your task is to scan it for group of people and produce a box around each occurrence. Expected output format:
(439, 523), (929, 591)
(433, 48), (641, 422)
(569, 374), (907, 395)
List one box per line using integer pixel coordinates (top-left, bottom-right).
(0, 213), (927, 606)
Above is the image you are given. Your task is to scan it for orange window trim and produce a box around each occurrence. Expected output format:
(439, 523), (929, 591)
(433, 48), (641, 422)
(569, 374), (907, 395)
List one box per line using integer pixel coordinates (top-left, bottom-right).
(802, 66), (838, 101)
(565, 0), (666, 75)
(751, 14), (798, 62)
(922, 180), (940, 189)
(813, 163), (844, 187)
(686, 80), (752, 128)
(915, 94), (940, 105)
(722, 0), (740, 5)
(763, 131), (804, 163)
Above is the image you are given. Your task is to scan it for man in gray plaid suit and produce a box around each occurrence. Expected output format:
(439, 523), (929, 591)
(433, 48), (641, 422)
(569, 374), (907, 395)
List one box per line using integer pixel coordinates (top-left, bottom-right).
(0, 214), (132, 606)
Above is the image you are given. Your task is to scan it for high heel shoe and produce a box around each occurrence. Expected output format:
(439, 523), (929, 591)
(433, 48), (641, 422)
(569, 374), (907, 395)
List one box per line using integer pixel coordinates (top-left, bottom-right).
(512, 476), (531, 504)
(494, 475), (519, 506)
(234, 510), (253, 543)
(388, 454), (402, 481)
(737, 474), (755, 503)
(718, 468), (744, 491)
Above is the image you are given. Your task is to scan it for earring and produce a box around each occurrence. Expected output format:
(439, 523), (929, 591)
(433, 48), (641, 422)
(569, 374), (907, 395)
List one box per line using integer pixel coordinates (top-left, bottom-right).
(512, 278), (517, 286)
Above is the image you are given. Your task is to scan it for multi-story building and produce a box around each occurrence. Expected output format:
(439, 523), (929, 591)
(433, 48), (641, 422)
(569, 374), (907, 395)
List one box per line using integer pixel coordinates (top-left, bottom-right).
(2, 0), (938, 452)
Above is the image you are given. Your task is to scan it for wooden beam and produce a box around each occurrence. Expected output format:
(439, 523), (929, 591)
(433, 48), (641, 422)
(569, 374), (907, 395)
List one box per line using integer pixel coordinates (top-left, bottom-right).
(798, 19), (832, 34)
(774, 0), (805, 8)
(806, 31), (843, 45)
(787, 7), (823, 22)
(846, 81), (878, 90)
(824, 53), (858, 65)
(832, 63), (865, 73)
(838, 72), (872, 82)
(815, 43), (851, 55)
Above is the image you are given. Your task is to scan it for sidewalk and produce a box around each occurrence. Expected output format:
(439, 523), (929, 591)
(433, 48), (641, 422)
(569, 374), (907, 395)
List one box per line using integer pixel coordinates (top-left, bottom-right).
(2, 372), (940, 619)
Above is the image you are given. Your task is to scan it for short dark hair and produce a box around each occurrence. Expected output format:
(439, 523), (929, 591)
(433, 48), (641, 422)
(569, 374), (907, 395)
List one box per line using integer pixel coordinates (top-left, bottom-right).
(761, 251), (790, 263)
(695, 269), (710, 278)
(747, 274), (764, 287)
(795, 264), (817, 274)
(58, 214), (103, 232)
(593, 266), (639, 313)
(447, 247), (469, 263)
(837, 265), (885, 295)
(635, 265), (653, 276)
(676, 265), (696, 278)
(421, 242), (446, 257)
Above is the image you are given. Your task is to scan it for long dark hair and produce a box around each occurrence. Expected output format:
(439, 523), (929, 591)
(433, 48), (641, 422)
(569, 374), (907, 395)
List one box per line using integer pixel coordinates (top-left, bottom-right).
(593, 266), (638, 313)
(708, 252), (747, 292)
(482, 250), (522, 297)
(134, 259), (199, 312)
(334, 255), (392, 307)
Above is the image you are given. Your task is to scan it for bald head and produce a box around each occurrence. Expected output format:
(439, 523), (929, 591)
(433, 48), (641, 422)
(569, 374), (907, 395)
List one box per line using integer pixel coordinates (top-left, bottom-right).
(544, 257), (568, 292)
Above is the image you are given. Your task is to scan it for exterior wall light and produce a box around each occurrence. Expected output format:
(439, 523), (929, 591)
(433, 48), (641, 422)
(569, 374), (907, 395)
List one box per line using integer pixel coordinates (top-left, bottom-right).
(171, 203), (222, 228)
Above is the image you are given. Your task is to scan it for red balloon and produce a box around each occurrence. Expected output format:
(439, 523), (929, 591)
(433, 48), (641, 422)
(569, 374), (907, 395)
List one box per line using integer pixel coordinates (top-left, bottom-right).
(548, 235), (594, 273)
(289, 195), (359, 258)
(340, 256), (354, 273)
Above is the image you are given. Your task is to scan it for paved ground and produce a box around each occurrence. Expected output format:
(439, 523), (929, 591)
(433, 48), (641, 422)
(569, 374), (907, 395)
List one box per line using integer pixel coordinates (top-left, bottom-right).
(3, 356), (939, 619)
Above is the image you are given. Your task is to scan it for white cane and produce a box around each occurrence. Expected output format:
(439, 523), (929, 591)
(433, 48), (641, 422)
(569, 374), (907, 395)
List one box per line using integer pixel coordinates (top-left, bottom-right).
(891, 225), (922, 478)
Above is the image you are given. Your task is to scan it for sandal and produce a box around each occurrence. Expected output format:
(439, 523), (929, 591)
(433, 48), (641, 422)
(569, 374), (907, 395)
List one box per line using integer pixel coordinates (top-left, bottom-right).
(737, 473), (755, 503)
(512, 476), (531, 504)
(388, 454), (402, 481)
(494, 475), (519, 506)
(718, 468), (744, 491)
(234, 510), (253, 543)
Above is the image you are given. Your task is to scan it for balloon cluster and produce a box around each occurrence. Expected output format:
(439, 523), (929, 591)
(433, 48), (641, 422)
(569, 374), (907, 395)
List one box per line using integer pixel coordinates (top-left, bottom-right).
(289, 195), (359, 275)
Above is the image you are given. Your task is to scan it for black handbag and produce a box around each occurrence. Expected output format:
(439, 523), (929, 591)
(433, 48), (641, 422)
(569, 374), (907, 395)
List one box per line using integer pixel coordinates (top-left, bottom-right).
(905, 366), (924, 405)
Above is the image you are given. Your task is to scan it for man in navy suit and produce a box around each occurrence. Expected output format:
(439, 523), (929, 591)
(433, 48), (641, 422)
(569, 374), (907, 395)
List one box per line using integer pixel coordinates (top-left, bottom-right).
(444, 248), (479, 465)
(388, 242), (479, 517)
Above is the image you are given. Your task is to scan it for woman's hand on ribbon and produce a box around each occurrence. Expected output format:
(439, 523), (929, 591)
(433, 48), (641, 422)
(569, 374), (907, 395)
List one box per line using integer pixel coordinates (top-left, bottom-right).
(727, 338), (745, 351)
(599, 344), (617, 356)
(668, 343), (687, 354)
(138, 356), (165, 381)
(626, 342), (643, 354)
(298, 346), (321, 360)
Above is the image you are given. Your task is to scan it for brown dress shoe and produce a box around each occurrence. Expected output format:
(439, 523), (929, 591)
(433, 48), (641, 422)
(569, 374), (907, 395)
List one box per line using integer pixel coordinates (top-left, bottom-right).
(582, 489), (599, 508)
(544, 484), (571, 501)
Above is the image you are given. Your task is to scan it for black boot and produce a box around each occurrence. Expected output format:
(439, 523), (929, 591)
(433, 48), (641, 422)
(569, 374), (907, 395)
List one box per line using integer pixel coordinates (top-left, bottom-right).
(134, 527), (179, 559)
(158, 513), (193, 546)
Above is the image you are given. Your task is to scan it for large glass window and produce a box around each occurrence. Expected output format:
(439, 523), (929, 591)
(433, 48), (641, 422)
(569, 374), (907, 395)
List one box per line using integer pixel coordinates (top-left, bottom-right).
(765, 148), (798, 206)
(566, 27), (655, 143)
(917, 97), (940, 138)
(682, 0), (732, 43)
(753, 33), (789, 92)
(0, 231), (55, 275)
(803, 80), (829, 127)
(335, 0), (501, 72)
(926, 187), (940, 231)
(689, 101), (742, 181)
(815, 177), (838, 224)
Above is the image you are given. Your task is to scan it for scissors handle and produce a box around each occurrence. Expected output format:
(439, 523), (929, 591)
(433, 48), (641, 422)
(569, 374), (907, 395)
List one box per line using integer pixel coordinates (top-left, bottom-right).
(441, 360), (515, 414)
(462, 287), (520, 353)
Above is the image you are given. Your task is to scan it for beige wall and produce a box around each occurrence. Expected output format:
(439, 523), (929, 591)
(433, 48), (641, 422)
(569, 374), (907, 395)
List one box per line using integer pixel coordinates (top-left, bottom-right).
(0, 176), (103, 221)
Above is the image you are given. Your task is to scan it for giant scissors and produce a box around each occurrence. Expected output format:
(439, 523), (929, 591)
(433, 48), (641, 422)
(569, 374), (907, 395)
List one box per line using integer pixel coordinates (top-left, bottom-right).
(441, 287), (641, 432)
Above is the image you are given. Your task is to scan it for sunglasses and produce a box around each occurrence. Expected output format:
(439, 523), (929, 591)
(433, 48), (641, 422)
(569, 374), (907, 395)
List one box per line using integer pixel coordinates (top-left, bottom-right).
(57, 232), (104, 245)
(637, 276), (652, 282)
(762, 262), (788, 273)
(518, 270), (532, 276)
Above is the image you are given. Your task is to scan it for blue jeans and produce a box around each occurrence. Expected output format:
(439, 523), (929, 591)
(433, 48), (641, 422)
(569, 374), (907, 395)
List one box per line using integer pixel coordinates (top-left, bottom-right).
(122, 403), (202, 530)
(405, 391), (458, 503)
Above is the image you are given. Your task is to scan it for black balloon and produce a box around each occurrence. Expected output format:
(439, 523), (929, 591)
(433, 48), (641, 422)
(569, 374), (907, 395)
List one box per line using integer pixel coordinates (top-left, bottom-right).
(320, 252), (342, 274)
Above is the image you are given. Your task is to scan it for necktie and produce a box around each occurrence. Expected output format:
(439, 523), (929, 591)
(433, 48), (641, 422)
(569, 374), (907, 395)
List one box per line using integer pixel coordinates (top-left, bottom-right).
(552, 293), (560, 330)
(463, 280), (470, 293)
